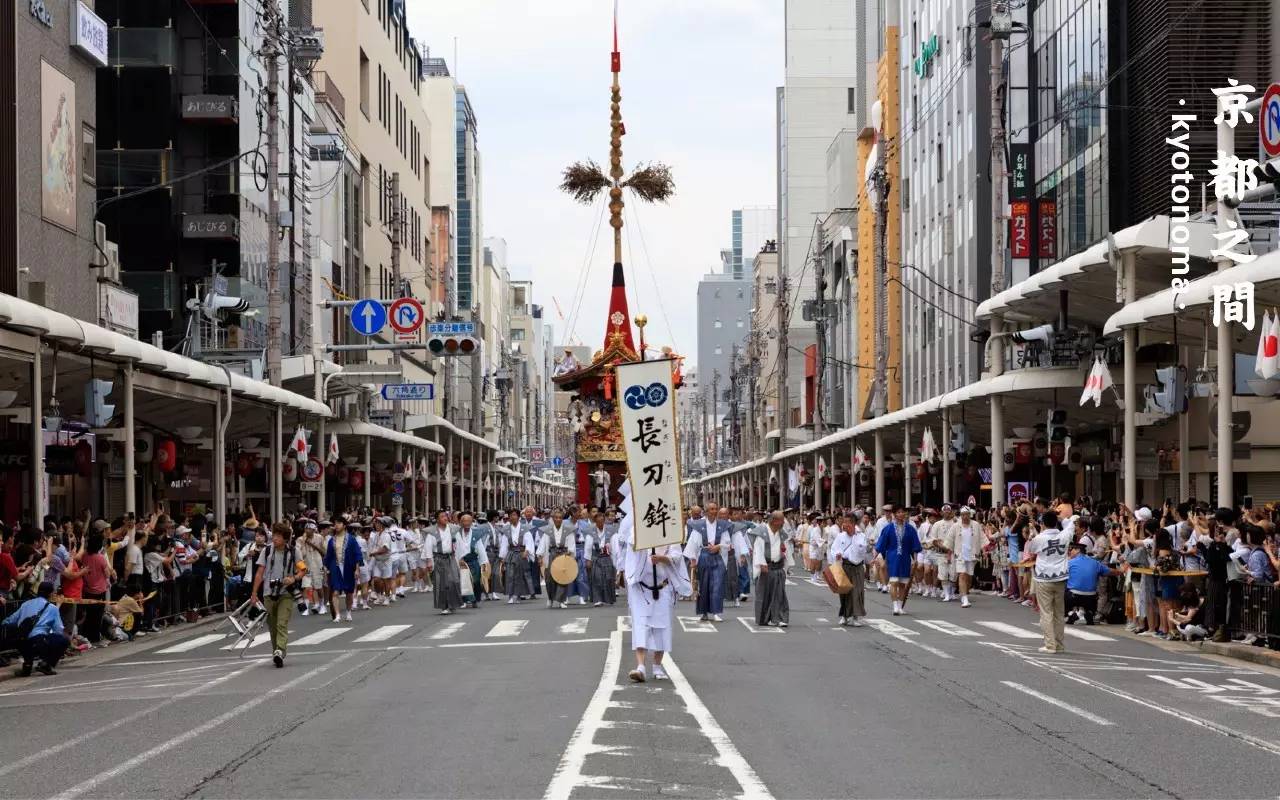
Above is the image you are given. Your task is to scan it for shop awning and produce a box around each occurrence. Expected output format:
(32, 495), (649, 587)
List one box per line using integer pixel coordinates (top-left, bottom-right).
(326, 419), (446, 454)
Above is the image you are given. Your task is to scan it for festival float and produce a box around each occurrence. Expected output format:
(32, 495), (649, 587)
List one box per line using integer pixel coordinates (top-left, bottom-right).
(552, 6), (683, 508)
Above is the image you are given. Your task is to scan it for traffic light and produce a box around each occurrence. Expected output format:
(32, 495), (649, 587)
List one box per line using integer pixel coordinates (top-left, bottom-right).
(949, 422), (969, 455)
(1047, 409), (1068, 442)
(85, 379), (115, 427)
(1148, 366), (1187, 415)
(428, 332), (480, 356)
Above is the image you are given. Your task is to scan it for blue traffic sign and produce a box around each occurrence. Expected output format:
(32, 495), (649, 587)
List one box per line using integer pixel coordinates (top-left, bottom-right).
(392, 481), (405, 495)
(380, 383), (435, 402)
(427, 321), (476, 335)
(351, 299), (387, 336)
(551, 456), (563, 466)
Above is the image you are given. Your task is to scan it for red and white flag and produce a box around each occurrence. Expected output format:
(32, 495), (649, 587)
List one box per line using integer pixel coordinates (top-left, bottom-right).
(1079, 356), (1114, 407)
(854, 446), (868, 468)
(817, 456), (827, 478)
(419, 456), (430, 480)
(326, 433), (339, 465)
(288, 426), (310, 460)
(1255, 308), (1278, 380)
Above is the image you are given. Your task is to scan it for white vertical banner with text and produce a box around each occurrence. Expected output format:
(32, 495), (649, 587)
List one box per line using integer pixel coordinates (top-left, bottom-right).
(616, 358), (685, 551)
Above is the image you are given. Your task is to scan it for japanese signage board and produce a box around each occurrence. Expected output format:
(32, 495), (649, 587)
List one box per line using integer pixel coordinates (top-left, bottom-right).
(71, 2), (109, 67)
(616, 358), (684, 551)
(427, 321), (476, 335)
(1009, 144), (1031, 199)
(1010, 200), (1031, 258)
(1037, 200), (1057, 260)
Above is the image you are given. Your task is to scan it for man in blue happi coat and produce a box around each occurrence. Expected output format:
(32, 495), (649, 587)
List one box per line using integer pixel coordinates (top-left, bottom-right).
(875, 505), (922, 617)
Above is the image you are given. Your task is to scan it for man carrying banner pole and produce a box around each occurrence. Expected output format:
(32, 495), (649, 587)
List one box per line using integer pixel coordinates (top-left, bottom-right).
(615, 357), (690, 683)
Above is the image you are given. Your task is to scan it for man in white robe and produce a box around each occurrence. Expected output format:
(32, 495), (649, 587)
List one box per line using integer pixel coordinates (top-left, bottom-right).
(618, 481), (690, 682)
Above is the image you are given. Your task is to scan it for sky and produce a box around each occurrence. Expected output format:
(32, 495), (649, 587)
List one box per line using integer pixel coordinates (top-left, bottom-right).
(408, 0), (783, 369)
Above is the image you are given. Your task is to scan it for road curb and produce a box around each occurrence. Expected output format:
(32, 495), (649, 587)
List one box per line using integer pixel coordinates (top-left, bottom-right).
(1197, 640), (1280, 669)
(1, 611), (227, 684)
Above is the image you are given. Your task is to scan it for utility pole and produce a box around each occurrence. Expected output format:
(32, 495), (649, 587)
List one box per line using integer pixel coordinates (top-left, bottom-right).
(988, 1), (1013, 507)
(747, 333), (759, 460)
(813, 225), (828, 436)
(389, 172), (404, 430)
(776, 262), (791, 448)
(264, 0), (284, 385)
(711, 369), (721, 465)
(728, 343), (741, 461)
(700, 387), (708, 469)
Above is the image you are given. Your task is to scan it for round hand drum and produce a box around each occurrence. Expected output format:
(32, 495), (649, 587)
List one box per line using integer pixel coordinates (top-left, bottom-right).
(551, 553), (579, 585)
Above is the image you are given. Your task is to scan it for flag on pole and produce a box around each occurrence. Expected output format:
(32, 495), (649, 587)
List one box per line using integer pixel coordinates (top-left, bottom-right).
(1256, 308), (1279, 379)
(405, 454), (415, 480)
(419, 456), (430, 480)
(288, 427), (309, 460)
(817, 456), (827, 478)
(854, 446), (868, 469)
(921, 428), (937, 462)
(326, 433), (339, 465)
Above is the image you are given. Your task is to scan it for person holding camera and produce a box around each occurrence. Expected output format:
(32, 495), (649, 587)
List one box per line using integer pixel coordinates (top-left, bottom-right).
(251, 522), (305, 668)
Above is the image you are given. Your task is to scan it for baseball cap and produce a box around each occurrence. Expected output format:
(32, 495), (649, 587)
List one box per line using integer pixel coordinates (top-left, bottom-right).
(1134, 507), (1153, 522)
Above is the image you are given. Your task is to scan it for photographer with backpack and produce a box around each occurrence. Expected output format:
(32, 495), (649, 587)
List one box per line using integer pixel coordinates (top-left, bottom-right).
(2, 581), (67, 676)
(250, 522), (305, 668)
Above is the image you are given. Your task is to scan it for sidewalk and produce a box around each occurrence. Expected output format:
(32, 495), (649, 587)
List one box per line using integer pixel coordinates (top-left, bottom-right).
(0, 612), (226, 685)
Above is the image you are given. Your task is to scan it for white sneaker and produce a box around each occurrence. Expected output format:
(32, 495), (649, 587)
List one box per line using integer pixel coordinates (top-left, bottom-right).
(712, 614), (723, 622)
(578, 596), (587, 605)
(779, 621), (789, 628)
(653, 665), (669, 681)
(318, 604), (328, 615)
(508, 597), (516, 605)
(440, 609), (453, 616)
(960, 597), (971, 608)
(301, 608), (310, 616)
(837, 616), (847, 626)
(560, 602), (569, 609)
(734, 599), (741, 607)
(344, 611), (353, 622)
(892, 601), (903, 615)
(850, 618), (865, 627)
(593, 601), (603, 607)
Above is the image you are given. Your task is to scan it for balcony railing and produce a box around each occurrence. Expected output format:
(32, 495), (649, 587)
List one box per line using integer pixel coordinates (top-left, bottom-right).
(313, 71), (346, 122)
(109, 28), (178, 68)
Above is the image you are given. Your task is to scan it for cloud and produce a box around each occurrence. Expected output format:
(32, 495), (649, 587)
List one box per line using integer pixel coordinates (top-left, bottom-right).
(407, 0), (781, 365)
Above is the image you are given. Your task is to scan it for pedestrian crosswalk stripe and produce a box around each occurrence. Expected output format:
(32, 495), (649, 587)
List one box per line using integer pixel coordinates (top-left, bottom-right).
(677, 616), (716, 633)
(353, 624), (412, 643)
(486, 619), (528, 638)
(864, 619), (917, 636)
(431, 622), (466, 640)
(221, 631), (276, 650)
(156, 633), (227, 654)
(560, 618), (589, 635)
(1063, 627), (1114, 642)
(736, 617), (783, 634)
(290, 628), (348, 647)
(916, 619), (982, 637)
(975, 621), (1040, 639)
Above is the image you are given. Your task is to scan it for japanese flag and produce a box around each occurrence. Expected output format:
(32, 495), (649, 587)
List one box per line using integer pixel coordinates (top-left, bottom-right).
(405, 454), (415, 480)
(817, 456), (827, 478)
(854, 446), (868, 469)
(288, 427), (310, 460)
(326, 433), (340, 465)
(419, 457), (430, 480)
(1255, 308), (1279, 380)
(1080, 358), (1103, 407)
(921, 428), (937, 462)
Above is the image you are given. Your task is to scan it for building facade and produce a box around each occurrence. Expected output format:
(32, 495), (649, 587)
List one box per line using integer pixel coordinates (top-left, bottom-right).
(731, 206), (776, 280)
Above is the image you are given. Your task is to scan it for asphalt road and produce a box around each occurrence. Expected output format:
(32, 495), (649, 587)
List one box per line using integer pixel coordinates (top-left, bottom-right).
(3, 574), (1280, 799)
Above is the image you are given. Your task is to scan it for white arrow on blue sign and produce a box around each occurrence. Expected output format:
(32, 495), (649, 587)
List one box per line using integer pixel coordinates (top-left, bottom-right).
(380, 383), (435, 401)
(350, 299), (387, 336)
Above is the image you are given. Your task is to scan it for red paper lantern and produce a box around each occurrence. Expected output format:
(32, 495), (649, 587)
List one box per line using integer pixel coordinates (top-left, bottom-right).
(155, 439), (178, 472)
(915, 462), (927, 480)
(1014, 442), (1033, 465)
(236, 453), (254, 477)
(74, 440), (94, 478)
(349, 469), (365, 491)
(1049, 442), (1066, 465)
(325, 462), (338, 478)
(282, 458), (298, 482)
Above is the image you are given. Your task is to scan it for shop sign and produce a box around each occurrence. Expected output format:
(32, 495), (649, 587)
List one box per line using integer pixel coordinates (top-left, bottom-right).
(1037, 200), (1057, 259)
(71, 1), (109, 67)
(1010, 200), (1031, 258)
(913, 34), (940, 79)
(30, 0), (54, 28)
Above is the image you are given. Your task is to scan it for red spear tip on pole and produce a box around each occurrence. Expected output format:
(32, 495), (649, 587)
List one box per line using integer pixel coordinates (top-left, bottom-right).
(612, 0), (621, 73)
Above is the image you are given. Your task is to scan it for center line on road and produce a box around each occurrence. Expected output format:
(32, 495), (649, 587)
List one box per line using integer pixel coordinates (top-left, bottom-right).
(559, 617), (589, 635)
(48, 653), (355, 800)
(543, 628), (624, 800)
(487, 619), (529, 637)
(1000, 680), (1115, 726)
(353, 624), (412, 642)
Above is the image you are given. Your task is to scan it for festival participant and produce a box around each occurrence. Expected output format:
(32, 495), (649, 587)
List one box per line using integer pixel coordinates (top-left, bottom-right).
(570, 506), (592, 605)
(753, 511), (791, 628)
(403, 517), (425, 594)
(458, 513), (487, 609)
(299, 521), (327, 616)
(541, 510), (575, 609)
(807, 514), (829, 586)
(831, 514), (869, 626)
(500, 511), (535, 604)
(353, 522), (373, 610)
(425, 511), (464, 615)
(875, 505), (922, 616)
(684, 506), (729, 623)
(387, 516), (409, 600)
(367, 517), (393, 606)
(484, 512), (504, 600)
(941, 507), (987, 608)
(620, 481), (691, 682)
(729, 507), (753, 604)
(518, 506), (545, 598)
(323, 519), (362, 622)
(871, 504), (894, 592)
(1026, 511), (1072, 652)
(929, 506), (956, 602)
(587, 510), (617, 606)
(914, 509), (937, 598)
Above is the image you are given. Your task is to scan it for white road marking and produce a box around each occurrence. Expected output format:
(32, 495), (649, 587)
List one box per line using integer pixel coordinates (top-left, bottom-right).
(916, 619), (982, 637)
(430, 622), (466, 639)
(1149, 676), (1279, 696)
(439, 638), (607, 648)
(220, 631), (282, 650)
(0, 662), (262, 779)
(985, 641), (1280, 757)
(154, 633), (229, 654)
(353, 624), (413, 642)
(10, 663), (226, 697)
(1000, 681), (1115, 726)
(290, 628), (348, 647)
(559, 617), (589, 635)
(737, 617), (784, 634)
(864, 619), (952, 659)
(486, 619), (528, 638)
(1063, 627), (1114, 642)
(975, 620), (1040, 639)
(49, 654), (355, 800)
(663, 654), (774, 799)
(543, 628), (624, 800)
(678, 616), (717, 633)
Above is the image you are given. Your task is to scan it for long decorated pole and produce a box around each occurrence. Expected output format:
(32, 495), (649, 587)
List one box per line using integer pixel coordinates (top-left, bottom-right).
(610, 0), (625, 265)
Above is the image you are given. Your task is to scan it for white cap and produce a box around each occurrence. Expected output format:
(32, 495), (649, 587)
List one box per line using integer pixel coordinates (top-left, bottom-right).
(959, 506), (972, 515)
(1134, 507), (1153, 522)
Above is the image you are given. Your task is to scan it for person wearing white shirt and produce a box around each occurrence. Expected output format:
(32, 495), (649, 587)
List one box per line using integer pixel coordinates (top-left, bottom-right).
(517, 507), (546, 599)
(729, 509), (753, 604)
(387, 518), (408, 599)
(831, 514), (869, 626)
(587, 510), (618, 607)
(501, 511), (535, 603)
(368, 518), (395, 606)
(424, 511), (464, 615)
(916, 509), (939, 599)
(940, 507), (987, 608)
(871, 505), (895, 592)
(1026, 512), (1073, 653)
(542, 510), (576, 609)
(353, 526), (373, 609)
(619, 480), (691, 683)
(752, 512), (791, 627)
(683, 509), (729, 623)
(806, 516), (828, 586)
(457, 513), (488, 608)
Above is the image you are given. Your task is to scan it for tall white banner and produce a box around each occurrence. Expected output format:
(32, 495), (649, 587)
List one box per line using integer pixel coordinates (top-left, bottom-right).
(616, 358), (684, 551)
